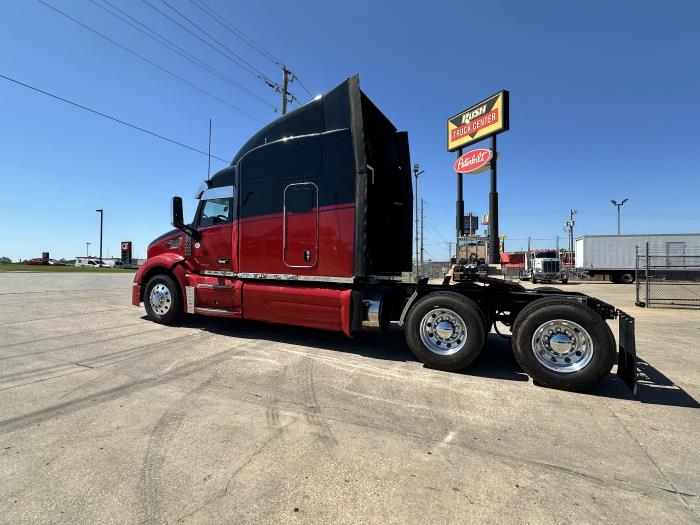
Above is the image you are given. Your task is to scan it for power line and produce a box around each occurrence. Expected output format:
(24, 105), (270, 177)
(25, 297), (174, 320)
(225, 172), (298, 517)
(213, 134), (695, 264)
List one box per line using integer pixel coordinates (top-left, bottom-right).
(0, 72), (229, 163)
(293, 74), (314, 98)
(91, 0), (277, 110)
(38, 0), (266, 123)
(187, 0), (313, 99)
(188, 0), (282, 67)
(141, 0), (288, 109)
(156, 0), (270, 82)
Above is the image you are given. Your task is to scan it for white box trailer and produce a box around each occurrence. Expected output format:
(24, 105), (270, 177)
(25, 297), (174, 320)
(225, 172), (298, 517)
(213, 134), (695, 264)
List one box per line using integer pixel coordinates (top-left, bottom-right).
(575, 233), (700, 283)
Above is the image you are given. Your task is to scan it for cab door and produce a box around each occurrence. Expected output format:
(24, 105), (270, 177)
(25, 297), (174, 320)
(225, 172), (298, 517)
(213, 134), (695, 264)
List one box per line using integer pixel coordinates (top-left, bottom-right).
(192, 197), (234, 274)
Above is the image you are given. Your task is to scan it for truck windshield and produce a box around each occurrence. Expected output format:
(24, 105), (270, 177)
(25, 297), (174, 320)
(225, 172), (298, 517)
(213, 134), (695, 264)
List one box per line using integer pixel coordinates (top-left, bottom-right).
(535, 252), (558, 259)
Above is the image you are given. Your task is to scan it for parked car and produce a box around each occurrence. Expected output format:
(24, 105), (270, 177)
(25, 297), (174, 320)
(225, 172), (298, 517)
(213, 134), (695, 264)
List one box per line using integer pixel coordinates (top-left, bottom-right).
(25, 258), (67, 266)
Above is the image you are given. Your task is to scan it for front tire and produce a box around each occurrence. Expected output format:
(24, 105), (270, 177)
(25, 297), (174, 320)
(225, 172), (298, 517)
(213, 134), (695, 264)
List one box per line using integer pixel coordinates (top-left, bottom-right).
(511, 298), (615, 391)
(405, 293), (486, 371)
(144, 274), (182, 325)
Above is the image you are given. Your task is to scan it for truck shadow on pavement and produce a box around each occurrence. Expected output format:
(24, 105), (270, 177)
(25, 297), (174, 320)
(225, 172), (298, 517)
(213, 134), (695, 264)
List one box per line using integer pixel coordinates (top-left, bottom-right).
(589, 358), (700, 409)
(179, 316), (699, 409)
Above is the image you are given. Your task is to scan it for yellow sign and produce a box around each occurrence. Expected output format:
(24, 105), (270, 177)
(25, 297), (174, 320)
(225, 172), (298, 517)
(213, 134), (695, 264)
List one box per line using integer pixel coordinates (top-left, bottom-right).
(447, 91), (509, 151)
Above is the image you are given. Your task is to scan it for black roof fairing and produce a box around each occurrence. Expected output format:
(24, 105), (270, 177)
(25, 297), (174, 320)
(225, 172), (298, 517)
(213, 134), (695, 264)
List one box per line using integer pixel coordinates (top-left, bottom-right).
(207, 75), (395, 190)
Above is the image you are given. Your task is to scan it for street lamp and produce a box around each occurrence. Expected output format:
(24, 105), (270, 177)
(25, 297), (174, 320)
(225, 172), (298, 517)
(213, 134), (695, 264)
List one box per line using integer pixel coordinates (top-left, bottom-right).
(610, 199), (628, 235)
(413, 163), (424, 278)
(86, 242), (91, 257)
(95, 209), (104, 263)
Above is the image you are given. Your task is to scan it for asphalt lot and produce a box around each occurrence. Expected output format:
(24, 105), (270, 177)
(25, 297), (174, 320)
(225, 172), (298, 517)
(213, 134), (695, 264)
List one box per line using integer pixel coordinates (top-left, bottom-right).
(0, 273), (698, 523)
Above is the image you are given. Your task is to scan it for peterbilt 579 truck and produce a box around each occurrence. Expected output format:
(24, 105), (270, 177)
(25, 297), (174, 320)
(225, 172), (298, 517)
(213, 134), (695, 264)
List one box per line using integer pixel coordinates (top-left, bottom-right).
(133, 76), (637, 393)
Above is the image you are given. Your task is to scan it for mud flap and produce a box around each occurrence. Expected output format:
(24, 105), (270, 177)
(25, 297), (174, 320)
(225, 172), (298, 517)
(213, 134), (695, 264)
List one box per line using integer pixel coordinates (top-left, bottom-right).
(617, 310), (637, 394)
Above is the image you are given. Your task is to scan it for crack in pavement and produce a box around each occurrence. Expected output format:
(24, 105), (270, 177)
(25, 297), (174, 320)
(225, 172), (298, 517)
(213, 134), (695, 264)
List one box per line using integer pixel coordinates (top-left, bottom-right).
(605, 401), (694, 512)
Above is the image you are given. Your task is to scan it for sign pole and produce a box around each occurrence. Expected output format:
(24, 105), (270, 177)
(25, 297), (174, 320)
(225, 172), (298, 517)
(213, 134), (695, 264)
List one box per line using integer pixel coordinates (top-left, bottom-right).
(456, 147), (464, 261)
(488, 135), (499, 264)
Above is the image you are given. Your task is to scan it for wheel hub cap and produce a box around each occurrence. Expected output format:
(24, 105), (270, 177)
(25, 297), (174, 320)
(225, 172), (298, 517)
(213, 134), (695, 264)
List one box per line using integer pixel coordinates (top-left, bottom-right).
(149, 284), (172, 316)
(531, 319), (594, 373)
(549, 333), (574, 354)
(434, 321), (455, 340)
(419, 308), (468, 356)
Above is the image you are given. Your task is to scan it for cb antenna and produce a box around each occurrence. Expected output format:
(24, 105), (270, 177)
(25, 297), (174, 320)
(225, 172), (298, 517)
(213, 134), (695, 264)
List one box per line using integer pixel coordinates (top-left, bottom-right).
(207, 118), (212, 181)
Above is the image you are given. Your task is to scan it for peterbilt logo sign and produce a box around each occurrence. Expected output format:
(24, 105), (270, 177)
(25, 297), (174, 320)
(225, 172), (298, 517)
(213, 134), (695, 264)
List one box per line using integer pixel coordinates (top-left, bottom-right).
(454, 148), (492, 174)
(447, 91), (509, 151)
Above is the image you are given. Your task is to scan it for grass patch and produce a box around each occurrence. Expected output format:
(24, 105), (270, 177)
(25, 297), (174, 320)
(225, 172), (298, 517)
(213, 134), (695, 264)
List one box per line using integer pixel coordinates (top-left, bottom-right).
(0, 264), (136, 273)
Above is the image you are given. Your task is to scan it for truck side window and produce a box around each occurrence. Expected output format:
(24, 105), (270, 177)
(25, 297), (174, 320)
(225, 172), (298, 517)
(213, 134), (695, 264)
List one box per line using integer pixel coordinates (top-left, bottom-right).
(198, 198), (232, 227)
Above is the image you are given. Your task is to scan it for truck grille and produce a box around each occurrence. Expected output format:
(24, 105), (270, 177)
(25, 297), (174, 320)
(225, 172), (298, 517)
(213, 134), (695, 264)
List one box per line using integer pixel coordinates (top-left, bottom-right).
(543, 260), (560, 273)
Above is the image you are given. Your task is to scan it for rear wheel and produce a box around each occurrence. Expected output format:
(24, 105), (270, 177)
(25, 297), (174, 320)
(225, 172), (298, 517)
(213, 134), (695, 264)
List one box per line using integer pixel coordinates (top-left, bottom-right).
(405, 293), (486, 371)
(144, 274), (182, 325)
(511, 299), (615, 391)
(620, 272), (635, 284)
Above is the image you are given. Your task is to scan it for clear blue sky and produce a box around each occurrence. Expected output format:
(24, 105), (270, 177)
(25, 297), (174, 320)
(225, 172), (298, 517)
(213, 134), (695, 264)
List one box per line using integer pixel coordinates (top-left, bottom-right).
(1, 0), (699, 261)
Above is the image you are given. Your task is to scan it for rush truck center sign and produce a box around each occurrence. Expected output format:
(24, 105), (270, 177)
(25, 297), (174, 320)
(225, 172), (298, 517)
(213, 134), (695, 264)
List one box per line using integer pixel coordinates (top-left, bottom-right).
(447, 91), (509, 151)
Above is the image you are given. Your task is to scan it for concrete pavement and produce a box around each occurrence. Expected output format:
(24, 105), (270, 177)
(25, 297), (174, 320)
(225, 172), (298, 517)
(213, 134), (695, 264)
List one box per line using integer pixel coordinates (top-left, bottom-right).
(0, 273), (698, 523)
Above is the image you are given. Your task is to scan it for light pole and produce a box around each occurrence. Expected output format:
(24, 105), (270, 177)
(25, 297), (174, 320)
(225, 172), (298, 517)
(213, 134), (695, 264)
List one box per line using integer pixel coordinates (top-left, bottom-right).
(95, 209), (104, 263)
(610, 199), (628, 235)
(86, 242), (91, 257)
(413, 164), (424, 278)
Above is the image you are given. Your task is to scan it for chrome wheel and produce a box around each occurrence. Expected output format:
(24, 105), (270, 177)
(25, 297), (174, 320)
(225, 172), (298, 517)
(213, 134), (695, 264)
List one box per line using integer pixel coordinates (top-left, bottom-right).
(149, 283), (172, 316)
(419, 308), (468, 356)
(531, 319), (593, 373)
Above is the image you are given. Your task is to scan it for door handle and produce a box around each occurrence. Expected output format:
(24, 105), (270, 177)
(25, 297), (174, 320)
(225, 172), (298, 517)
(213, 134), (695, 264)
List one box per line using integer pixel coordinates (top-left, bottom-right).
(218, 258), (230, 264)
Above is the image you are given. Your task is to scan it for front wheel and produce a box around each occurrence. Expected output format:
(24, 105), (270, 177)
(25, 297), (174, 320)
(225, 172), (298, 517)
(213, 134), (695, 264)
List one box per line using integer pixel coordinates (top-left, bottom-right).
(405, 293), (486, 372)
(144, 274), (182, 325)
(511, 299), (615, 391)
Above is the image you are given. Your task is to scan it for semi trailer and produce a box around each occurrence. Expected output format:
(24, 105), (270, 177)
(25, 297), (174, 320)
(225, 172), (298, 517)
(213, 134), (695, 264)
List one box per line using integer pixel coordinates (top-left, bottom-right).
(132, 76), (637, 393)
(576, 234), (700, 283)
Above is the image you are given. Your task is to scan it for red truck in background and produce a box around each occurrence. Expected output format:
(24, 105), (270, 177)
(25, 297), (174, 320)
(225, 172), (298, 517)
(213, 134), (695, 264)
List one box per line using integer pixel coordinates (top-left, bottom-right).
(132, 76), (637, 393)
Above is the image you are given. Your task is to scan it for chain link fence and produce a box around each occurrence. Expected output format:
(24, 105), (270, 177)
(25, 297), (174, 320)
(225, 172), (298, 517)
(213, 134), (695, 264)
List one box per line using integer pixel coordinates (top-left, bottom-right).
(636, 244), (700, 308)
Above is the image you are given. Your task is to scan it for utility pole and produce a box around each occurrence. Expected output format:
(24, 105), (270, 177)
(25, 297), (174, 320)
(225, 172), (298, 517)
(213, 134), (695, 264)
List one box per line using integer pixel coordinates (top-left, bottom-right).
(95, 209), (104, 263)
(611, 198), (629, 235)
(86, 242), (91, 257)
(565, 209), (577, 265)
(281, 67), (290, 115)
(420, 198), (425, 275)
(413, 164), (424, 278)
(447, 241), (453, 262)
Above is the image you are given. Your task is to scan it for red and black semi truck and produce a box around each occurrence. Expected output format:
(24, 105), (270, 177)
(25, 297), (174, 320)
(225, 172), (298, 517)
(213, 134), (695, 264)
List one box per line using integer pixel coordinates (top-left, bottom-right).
(133, 76), (637, 393)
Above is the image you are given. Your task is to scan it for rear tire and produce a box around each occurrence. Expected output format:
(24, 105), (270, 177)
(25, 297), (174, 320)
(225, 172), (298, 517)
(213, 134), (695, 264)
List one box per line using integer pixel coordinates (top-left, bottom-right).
(511, 298), (615, 391)
(144, 274), (182, 325)
(620, 272), (635, 284)
(405, 293), (486, 372)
